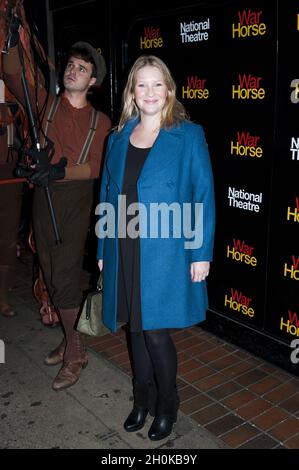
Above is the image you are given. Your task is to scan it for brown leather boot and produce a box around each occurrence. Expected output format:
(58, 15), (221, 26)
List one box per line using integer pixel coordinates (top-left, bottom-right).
(52, 307), (88, 391)
(0, 265), (16, 317)
(52, 360), (88, 391)
(44, 338), (66, 366)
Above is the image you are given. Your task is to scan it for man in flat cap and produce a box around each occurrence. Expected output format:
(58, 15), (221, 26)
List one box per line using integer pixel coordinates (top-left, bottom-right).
(2, 37), (111, 391)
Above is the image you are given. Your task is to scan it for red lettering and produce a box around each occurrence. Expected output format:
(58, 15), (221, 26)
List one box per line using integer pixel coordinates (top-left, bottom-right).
(144, 27), (160, 39)
(187, 76), (206, 89)
(230, 288), (241, 302)
(237, 9), (262, 25)
(233, 239), (254, 255)
(238, 74), (262, 88)
(295, 197), (299, 211)
(291, 255), (299, 269)
(187, 76), (198, 88)
(237, 131), (260, 147)
(288, 310), (299, 327)
(230, 289), (251, 306)
(238, 10), (251, 25)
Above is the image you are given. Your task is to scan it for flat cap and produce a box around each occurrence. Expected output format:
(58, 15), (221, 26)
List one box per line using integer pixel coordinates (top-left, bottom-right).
(71, 41), (107, 86)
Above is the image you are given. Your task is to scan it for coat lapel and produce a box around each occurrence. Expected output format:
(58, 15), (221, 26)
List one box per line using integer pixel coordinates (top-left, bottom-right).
(107, 120), (184, 189)
(106, 120), (136, 191)
(139, 127), (183, 183)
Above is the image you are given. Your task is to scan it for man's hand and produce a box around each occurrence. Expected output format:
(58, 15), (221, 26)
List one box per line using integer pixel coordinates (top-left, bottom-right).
(23, 141), (55, 169)
(29, 157), (67, 187)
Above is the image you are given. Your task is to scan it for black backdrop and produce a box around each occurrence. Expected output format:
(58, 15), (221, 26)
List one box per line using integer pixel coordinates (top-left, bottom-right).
(123, 0), (299, 374)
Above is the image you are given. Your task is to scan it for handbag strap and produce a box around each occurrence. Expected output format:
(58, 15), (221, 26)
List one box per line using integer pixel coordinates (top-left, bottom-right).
(97, 273), (103, 291)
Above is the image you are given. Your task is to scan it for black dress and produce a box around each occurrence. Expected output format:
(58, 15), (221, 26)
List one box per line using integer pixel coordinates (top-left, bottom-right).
(117, 142), (151, 332)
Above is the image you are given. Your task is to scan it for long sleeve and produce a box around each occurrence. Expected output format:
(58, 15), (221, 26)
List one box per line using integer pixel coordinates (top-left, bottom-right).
(96, 133), (113, 260)
(189, 125), (215, 262)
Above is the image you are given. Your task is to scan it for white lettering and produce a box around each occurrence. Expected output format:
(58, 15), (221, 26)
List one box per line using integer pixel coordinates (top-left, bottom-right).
(180, 19), (210, 43)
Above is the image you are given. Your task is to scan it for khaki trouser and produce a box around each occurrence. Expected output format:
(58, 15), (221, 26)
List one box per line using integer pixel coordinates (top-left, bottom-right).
(32, 180), (93, 308)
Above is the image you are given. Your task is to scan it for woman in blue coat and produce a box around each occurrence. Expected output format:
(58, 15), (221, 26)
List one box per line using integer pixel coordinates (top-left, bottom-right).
(97, 55), (215, 441)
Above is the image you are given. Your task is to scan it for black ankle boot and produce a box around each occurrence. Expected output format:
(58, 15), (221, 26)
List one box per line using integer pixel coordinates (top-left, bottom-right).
(148, 389), (180, 441)
(124, 380), (157, 432)
(124, 405), (148, 432)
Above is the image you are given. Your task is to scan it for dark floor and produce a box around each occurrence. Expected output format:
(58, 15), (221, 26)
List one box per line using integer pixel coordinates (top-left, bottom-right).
(13, 246), (299, 449)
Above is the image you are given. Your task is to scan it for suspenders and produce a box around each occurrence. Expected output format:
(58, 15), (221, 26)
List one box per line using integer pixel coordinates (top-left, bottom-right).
(42, 96), (100, 164)
(43, 96), (61, 147)
(6, 106), (15, 148)
(7, 123), (14, 147)
(77, 108), (99, 164)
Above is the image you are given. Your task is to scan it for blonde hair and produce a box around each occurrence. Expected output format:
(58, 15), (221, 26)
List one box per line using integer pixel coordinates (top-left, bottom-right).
(117, 55), (189, 132)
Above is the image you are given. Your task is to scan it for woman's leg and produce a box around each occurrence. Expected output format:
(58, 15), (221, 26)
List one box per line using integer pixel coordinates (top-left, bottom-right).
(143, 329), (177, 395)
(130, 330), (154, 383)
(143, 329), (179, 441)
(123, 330), (156, 432)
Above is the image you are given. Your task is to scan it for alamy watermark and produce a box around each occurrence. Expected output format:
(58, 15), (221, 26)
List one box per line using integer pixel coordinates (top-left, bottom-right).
(95, 197), (204, 249)
(0, 339), (4, 364)
(290, 339), (299, 364)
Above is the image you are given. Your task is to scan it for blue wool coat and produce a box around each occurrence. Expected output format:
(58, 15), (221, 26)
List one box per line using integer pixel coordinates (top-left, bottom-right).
(97, 118), (215, 332)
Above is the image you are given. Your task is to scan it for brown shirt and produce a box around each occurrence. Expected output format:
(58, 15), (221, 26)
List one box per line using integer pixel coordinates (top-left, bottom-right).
(41, 94), (111, 178)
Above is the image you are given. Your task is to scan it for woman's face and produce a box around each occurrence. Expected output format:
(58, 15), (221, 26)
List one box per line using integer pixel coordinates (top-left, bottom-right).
(133, 65), (169, 118)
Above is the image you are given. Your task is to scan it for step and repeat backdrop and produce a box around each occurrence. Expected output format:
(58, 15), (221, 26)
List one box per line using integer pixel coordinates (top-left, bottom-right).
(124, 0), (298, 346)
(265, 2), (299, 344)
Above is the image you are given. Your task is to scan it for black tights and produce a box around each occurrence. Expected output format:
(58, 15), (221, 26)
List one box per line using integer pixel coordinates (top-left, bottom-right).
(129, 329), (177, 396)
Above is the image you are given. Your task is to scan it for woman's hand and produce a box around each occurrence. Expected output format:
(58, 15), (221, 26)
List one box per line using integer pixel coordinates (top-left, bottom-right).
(190, 261), (210, 282)
(98, 259), (103, 271)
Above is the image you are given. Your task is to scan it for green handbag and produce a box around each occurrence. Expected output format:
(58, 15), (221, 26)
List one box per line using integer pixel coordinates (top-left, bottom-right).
(76, 274), (110, 337)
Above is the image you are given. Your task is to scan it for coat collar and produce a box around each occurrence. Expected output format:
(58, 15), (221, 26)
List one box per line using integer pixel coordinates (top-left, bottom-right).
(107, 118), (184, 191)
